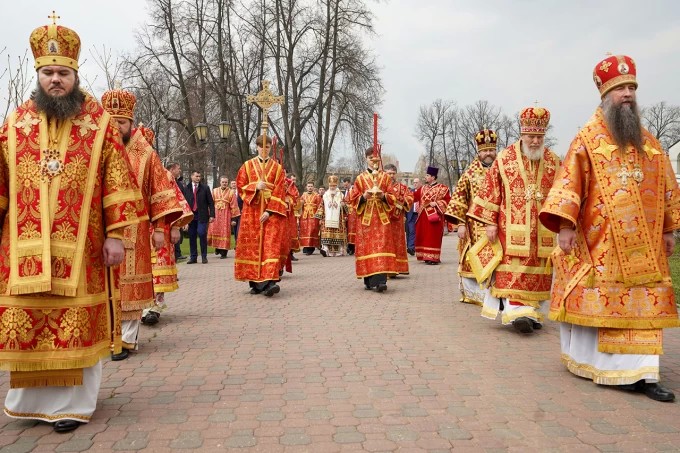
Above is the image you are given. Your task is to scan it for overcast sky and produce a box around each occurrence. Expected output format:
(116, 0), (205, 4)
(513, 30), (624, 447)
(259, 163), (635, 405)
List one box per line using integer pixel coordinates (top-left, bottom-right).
(2, 0), (679, 172)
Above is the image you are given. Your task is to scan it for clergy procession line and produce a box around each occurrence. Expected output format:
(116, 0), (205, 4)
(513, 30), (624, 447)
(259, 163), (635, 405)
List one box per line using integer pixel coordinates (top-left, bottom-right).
(0, 13), (679, 436)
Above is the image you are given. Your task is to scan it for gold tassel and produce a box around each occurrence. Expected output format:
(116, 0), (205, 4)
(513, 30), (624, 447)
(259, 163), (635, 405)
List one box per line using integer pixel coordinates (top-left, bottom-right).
(586, 268), (595, 288)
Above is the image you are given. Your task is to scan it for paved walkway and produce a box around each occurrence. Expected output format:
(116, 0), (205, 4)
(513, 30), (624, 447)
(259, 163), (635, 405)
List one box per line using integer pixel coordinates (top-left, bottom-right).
(1, 236), (680, 452)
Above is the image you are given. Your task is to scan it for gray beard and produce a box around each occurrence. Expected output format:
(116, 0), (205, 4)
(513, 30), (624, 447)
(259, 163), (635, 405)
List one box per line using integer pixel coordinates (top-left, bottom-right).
(32, 81), (84, 121)
(602, 96), (643, 151)
(521, 142), (543, 161)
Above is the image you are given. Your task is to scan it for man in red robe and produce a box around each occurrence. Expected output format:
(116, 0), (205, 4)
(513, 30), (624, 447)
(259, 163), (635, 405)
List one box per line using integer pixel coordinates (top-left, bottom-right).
(208, 176), (240, 258)
(299, 182), (322, 255)
(102, 88), (183, 360)
(539, 55), (680, 401)
(414, 166), (451, 264)
(385, 164), (413, 275)
(0, 16), (141, 432)
(234, 135), (287, 296)
(284, 174), (301, 262)
(468, 107), (560, 334)
(347, 147), (398, 292)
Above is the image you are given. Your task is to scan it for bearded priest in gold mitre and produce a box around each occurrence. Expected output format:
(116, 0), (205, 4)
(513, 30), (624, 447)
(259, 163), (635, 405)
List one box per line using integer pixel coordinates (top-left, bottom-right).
(445, 128), (498, 305)
(539, 55), (680, 402)
(468, 107), (560, 334)
(0, 14), (142, 433)
(101, 88), (183, 360)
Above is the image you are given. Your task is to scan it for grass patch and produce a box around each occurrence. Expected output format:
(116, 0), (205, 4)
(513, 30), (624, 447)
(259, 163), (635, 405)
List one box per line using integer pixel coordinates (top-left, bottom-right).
(669, 254), (680, 308)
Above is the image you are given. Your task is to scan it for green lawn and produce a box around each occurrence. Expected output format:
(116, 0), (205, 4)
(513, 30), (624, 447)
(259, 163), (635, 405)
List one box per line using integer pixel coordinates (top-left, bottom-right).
(176, 235), (235, 256)
(670, 254), (680, 307)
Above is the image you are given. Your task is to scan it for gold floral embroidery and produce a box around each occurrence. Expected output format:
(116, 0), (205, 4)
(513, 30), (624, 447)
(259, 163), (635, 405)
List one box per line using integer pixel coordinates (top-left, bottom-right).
(62, 155), (88, 190)
(14, 112), (41, 135)
(51, 223), (77, 242)
(0, 308), (34, 349)
(35, 327), (57, 350)
(599, 61), (612, 72)
(18, 221), (41, 240)
(16, 154), (41, 189)
(59, 307), (91, 346)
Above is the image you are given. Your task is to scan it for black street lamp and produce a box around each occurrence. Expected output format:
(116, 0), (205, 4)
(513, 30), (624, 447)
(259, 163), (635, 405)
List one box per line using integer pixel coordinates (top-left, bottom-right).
(194, 121), (232, 188)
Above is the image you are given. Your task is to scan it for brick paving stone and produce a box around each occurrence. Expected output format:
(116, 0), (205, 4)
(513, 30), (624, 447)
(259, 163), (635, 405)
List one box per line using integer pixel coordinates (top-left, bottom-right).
(54, 438), (94, 452)
(3, 237), (680, 451)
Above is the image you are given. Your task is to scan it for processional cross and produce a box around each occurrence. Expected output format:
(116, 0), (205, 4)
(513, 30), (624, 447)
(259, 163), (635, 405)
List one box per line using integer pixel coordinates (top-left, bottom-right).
(247, 80), (284, 142)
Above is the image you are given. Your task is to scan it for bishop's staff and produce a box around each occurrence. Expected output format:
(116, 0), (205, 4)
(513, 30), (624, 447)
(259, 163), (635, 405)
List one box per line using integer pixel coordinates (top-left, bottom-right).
(246, 80), (284, 278)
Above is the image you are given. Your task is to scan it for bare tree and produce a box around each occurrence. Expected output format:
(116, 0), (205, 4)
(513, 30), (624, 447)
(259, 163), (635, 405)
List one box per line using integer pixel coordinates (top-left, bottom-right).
(1, 50), (34, 121)
(641, 101), (680, 150)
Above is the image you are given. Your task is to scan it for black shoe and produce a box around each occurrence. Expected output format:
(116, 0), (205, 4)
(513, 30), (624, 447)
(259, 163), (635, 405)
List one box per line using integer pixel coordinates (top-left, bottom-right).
(54, 420), (81, 433)
(263, 284), (280, 297)
(291, 254), (299, 261)
(619, 381), (675, 402)
(407, 248), (415, 256)
(215, 249), (221, 255)
(111, 348), (129, 361)
(376, 283), (387, 293)
(320, 249), (327, 257)
(202, 257), (208, 264)
(513, 317), (534, 334)
(177, 255), (188, 261)
(186, 259), (197, 264)
(532, 321), (543, 330)
(142, 311), (159, 325)
(220, 254), (227, 259)
(250, 288), (262, 295)
(364, 284), (373, 290)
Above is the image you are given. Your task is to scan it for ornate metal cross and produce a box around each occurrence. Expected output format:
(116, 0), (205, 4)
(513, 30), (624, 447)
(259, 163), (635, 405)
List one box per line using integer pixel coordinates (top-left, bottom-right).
(247, 80), (284, 139)
(617, 168), (631, 186)
(48, 11), (60, 25)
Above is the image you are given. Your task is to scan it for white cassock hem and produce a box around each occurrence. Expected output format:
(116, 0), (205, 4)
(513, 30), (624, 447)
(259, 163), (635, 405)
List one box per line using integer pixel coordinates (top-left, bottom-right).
(122, 319), (140, 349)
(560, 323), (660, 386)
(460, 277), (486, 305)
(4, 361), (102, 423)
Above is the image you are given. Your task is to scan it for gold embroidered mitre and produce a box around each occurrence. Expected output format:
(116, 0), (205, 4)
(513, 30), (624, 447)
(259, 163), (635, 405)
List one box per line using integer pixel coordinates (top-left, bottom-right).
(101, 89), (137, 120)
(30, 12), (81, 70)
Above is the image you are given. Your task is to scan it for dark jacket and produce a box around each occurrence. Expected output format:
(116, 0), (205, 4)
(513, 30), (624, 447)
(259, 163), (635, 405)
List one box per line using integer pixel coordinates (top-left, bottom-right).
(184, 181), (215, 223)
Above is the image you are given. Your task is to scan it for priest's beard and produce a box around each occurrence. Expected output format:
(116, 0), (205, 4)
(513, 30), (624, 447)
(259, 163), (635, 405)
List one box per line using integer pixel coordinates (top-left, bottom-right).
(32, 80), (84, 121)
(121, 129), (131, 145)
(521, 142), (543, 161)
(602, 96), (643, 151)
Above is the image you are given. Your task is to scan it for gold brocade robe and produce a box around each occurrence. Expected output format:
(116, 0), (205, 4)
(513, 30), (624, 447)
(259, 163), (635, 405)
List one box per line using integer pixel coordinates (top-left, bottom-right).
(0, 95), (141, 387)
(117, 129), (182, 320)
(445, 158), (491, 278)
(207, 187), (240, 250)
(347, 169), (398, 277)
(299, 192), (322, 248)
(151, 172), (194, 293)
(468, 142), (560, 304)
(539, 108), (680, 354)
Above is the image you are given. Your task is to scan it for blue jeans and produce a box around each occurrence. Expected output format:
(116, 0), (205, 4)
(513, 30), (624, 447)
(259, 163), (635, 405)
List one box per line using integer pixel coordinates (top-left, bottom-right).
(405, 212), (417, 250)
(188, 218), (208, 259)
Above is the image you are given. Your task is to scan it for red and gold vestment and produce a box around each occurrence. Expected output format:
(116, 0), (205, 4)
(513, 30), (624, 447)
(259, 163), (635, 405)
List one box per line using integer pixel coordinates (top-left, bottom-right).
(117, 129), (182, 321)
(208, 187), (240, 250)
(414, 182), (451, 262)
(347, 169), (398, 277)
(539, 108), (680, 354)
(285, 179), (300, 254)
(299, 192), (322, 248)
(468, 141), (560, 304)
(446, 158), (492, 278)
(151, 172), (194, 293)
(0, 94), (141, 387)
(389, 181), (413, 274)
(234, 155), (287, 283)
(344, 189), (357, 245)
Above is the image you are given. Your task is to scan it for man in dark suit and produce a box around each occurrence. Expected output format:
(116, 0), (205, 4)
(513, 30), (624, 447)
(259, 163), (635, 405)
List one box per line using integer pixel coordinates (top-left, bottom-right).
(184, 171), (215, 263)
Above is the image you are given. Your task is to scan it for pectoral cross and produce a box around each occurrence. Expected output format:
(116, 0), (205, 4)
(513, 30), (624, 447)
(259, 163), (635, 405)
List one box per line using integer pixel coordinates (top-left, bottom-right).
(617, 168), (631, 186)
(48, 11), (60, 25)
(247, 80), (284, 139)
